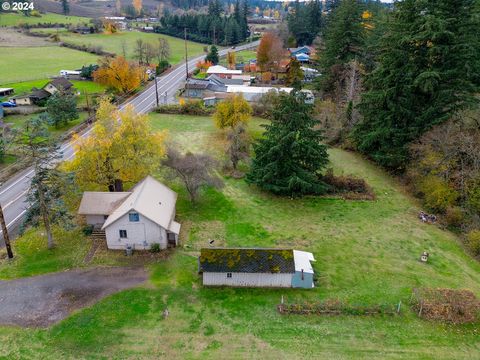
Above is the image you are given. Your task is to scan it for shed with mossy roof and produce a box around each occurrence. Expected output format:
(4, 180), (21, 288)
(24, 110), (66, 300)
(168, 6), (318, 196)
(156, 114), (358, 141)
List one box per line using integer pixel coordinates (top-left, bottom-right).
(199, 248), (315, 288)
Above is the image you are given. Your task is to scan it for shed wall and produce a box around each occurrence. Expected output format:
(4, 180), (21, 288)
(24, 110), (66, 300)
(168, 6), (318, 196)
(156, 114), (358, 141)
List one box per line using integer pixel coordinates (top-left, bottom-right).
(291, 271), (314, 288)
(203, 272), (292, 288)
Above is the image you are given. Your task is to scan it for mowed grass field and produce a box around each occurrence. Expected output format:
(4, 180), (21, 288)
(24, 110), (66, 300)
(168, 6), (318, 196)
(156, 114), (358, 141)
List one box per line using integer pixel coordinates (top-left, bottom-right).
(1, 114), (479, 359)
(54, 31), (207, 64)
(0, 46), (99, 84)
(0, 12), (90, 27)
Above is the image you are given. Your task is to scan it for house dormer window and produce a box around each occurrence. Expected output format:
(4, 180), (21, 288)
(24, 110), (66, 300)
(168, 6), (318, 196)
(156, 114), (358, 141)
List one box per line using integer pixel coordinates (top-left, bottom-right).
(129, 212), (140, 222)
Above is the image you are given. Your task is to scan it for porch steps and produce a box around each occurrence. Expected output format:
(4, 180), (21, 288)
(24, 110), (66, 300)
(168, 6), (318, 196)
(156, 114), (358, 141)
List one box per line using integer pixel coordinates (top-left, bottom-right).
(83, 230), (106, 264)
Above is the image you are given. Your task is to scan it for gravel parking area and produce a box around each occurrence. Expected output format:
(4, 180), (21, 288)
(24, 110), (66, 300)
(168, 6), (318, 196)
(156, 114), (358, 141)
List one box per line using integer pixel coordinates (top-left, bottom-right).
(0, 266), (148, 327)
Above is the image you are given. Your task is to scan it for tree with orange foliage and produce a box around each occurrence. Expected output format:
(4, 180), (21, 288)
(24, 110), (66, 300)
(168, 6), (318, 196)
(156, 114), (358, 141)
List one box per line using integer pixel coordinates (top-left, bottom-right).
(196, 60), (213, 73)
(256, 32), (285, 74)
(226, 51), (236, 70)
(93, 56), (145, 94)
(133, 0), (142, 15)
(103, 19), (118, 34)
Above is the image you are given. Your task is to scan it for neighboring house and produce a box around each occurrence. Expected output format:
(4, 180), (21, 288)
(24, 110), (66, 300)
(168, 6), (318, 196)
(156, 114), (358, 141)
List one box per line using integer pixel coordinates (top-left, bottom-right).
(226, 85), (293, 102)
(78, 176), (181, 250)
(207, 74), (246, 86)
(301, 66), (320, 82)
(0, 88), (14, 97)
(11, 88), (50, 106)
(43, 78), (74, 95)
(295, 53), (310, 63)
(199, 248), (316, 288)
(288, 46), (311, 57)
(184, 78), (227, 98)
(10, 79), (74, 106)
(206, 65), (242, 79)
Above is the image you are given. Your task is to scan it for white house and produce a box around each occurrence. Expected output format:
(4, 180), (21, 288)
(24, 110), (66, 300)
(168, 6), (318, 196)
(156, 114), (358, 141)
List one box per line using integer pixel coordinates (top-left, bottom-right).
(78, 176), (181, 250)
(206, 65), (242, 79)
(199, 248), (315, 288)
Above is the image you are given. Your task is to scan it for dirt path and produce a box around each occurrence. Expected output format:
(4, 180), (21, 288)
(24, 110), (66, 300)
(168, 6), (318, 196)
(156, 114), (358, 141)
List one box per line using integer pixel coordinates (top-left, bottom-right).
(0, 267), (148, 328)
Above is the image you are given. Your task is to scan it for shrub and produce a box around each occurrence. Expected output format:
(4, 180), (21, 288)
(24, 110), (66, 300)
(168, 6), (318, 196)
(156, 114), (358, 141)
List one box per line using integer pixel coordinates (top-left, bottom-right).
(155, 100), (213, 116)
(412, 288), (480, 324)
(418, 175), (458, 213)
(445, 206), (464, 227)
(467, 230), (480, 256)
(323, 168), (375, 199)
(156, 60), (170, 75)
(150, 243), (161, 253)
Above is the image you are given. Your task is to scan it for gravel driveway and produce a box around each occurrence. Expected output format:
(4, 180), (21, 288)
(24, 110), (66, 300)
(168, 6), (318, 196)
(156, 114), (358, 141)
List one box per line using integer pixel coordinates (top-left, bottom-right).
(0, 267), (148, 328)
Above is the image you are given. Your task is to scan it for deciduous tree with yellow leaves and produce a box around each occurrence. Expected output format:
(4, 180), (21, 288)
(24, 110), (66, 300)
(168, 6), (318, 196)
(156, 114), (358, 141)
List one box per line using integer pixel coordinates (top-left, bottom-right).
(133, 0), (142, 15)
(64, 98), (167, 191)
(93, 56), (145, 94)
(213, 94), (252, 129)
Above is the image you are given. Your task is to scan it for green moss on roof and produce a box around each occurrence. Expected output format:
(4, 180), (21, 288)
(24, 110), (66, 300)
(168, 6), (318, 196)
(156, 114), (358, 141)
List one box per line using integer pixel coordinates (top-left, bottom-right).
(199, 248), (295, 274)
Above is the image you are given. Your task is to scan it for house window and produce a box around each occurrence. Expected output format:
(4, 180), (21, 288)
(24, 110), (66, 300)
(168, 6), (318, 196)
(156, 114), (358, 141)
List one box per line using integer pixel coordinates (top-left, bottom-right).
(129, 212), (140, 222)
(226, 273), (232, 278)
(119, 230), (127, 238)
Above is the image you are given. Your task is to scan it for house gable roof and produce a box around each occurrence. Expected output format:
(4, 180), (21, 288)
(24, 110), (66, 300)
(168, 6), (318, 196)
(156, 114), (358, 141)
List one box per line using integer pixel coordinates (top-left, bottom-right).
(199, 248), (296, 274)
(46, 78), (73, 91)
(78, 192), (131, 215)
(101, 176), (180, 234)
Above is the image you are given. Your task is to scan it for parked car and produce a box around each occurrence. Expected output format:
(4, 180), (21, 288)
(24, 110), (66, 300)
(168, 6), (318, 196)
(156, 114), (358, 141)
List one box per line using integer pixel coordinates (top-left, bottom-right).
(1, 101), (16, 108)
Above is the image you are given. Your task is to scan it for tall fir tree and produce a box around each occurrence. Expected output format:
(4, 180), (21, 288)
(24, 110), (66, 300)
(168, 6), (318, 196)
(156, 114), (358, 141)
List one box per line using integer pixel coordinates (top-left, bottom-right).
(246, 92), (330, 197)
(316, 0), (364, 95)
(353, 0), (480, 170)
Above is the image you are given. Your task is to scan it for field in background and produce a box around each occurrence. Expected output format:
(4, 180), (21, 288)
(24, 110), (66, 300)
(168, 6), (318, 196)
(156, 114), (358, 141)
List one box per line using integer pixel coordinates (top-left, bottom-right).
(0, 12), (90, 27)
(0, 46), (99, 84)
(50, 31), (207, 64)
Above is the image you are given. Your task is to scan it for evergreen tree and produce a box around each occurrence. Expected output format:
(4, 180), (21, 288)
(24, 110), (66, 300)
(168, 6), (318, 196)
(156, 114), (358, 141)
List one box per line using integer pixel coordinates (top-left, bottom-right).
(61, 0), (70, 15)
(205, 45), (219, 64)
(45, 91), (79, 128)
(17, 115), (60, 249)
(285, 58), (304, 89)
(317, 0), (364, 94)
(246, 92), (330, 197)
(208, 0), (222, 17)
(353, 0), (480, 170)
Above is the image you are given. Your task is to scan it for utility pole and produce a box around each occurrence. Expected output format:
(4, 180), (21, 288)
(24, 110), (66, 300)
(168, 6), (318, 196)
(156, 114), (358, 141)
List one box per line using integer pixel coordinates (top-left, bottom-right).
(154, 77), (159, 107)
(0, 203), (13, 259)
(184, 27), (189, 80)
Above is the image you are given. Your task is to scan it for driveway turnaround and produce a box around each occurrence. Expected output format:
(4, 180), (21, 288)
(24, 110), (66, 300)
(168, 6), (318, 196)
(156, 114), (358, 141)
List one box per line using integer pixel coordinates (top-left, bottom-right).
(0, 267), (148, 327)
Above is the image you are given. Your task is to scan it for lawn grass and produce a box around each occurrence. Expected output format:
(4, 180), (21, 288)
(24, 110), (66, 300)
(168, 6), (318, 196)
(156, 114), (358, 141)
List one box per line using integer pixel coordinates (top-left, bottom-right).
(0, 114), (479, 358)
(55, 31), (207, 64)
(220, 49), (256, 66)
(0, 12), (90, 27)
(4, 111), (89, 137)
(0, 226), (90, 280)
(3, 79), (106, 96)
(0, 46), (99, 84)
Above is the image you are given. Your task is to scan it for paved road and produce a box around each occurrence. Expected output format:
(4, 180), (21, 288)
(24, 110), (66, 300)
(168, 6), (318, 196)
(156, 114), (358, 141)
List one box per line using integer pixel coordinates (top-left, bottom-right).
(0, 41), (259, 244)
(0, 267), (147, 327)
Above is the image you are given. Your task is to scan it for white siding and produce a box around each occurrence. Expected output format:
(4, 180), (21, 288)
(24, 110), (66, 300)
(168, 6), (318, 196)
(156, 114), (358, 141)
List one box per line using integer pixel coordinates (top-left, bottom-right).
(85, 215), (106, 227)
(203, 272), (293, 288)
(104, 213), (167, 250)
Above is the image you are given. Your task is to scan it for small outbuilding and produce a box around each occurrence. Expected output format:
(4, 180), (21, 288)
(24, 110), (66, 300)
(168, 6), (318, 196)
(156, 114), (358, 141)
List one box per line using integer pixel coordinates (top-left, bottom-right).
(199, 248), (315, 288)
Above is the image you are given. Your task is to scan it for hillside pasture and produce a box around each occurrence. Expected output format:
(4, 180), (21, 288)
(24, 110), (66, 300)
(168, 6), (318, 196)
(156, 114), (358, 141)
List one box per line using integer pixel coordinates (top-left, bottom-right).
(54, 31), (207, 64)
(0, 46), (99, 84)
(0, 12), (90, 27)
